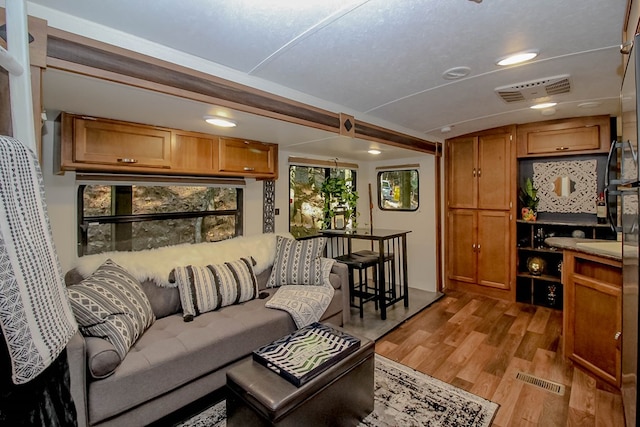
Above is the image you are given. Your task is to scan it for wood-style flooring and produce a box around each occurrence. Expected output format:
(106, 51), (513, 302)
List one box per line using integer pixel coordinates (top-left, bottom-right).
(374, 290), (626, 426)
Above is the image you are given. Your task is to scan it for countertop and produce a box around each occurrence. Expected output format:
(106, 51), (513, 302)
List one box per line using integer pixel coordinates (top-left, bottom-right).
(544, 237), (623, 261)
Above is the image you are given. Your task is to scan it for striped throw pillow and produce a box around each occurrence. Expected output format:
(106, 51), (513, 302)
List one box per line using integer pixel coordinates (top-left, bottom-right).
(173, 257), (258, 321)
(67, 259), (155, 359)
(267, 236), (327, 288)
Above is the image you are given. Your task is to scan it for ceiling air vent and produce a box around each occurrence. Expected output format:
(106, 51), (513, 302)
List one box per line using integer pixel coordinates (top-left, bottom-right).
(495, 74), (571, 103)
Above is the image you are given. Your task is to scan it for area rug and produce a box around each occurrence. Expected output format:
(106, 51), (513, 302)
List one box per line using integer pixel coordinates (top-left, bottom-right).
(177, 354), (498, 427)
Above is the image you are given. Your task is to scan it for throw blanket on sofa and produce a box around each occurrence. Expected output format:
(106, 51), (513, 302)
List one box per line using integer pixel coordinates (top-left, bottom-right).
(266, 284), (335, 328)
(0, 136), (77, 384)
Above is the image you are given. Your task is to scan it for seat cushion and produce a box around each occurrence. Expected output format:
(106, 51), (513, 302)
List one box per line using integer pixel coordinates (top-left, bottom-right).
(87, 292), (297, 423)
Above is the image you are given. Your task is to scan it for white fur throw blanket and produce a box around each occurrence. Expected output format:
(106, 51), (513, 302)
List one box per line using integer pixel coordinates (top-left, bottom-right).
(0, 136), (78, 384)
(74, 233), (293, 287)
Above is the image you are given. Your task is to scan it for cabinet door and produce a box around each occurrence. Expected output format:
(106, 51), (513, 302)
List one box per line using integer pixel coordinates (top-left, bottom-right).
(172, 132), (215, 172)
(477, 133), (511, 210)
(74, 117), (171, 169)
(477, 210), (511, 290)
(218, 137), (277, 177)
(447, 209), (477, 283)
(564, 251), (622, 386)
(446, 136), (477, 209)
(569, 275), (621, 385)
(516, 115), (610, 158)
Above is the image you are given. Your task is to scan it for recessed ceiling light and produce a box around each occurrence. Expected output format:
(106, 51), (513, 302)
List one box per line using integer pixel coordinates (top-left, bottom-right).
(368, 149), (381, 155)
(441, 126), (452, 133)
(496, 50), (539, 66)
(204, 115), (237, 128)
(530, 102), (557, 110)
(541, 108), (556, 116)
(442, 66), (471, 80)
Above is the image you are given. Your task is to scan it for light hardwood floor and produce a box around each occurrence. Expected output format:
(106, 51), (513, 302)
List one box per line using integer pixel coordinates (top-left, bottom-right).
(374, 290), (626, 426)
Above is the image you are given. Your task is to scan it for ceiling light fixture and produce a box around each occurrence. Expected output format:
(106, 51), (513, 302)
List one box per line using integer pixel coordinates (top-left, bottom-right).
(530, 102), (557, 110)
(496, 50), (539, 66)
(204, 115), (237, 128)
(368, 149), (381, 155)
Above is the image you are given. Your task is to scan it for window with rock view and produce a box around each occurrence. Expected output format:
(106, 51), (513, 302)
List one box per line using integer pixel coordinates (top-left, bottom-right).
(79, 185), (242, 256)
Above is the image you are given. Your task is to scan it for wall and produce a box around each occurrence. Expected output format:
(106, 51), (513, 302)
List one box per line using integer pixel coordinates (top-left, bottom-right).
(274, 148), (439, 292)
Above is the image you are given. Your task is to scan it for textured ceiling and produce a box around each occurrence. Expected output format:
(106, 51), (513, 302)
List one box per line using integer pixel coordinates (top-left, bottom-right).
(19, 0), (628, 160)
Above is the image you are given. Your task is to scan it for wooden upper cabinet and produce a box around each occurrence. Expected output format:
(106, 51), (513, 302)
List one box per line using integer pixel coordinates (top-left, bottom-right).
(58, 113), (278, 178)
(218, 137), (278, 179)
(447, 136), (476, 209)
(446, 129), (512, 210)
(516, 115), (611, 158)
(72, 116), (172, 169)
(171, 131), (215, 172)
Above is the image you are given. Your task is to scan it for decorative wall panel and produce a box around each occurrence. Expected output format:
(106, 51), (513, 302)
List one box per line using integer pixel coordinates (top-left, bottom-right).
(533, 159), (597, 213)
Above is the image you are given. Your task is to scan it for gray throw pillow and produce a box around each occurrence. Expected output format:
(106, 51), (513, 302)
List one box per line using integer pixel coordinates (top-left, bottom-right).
(267, 236), (327, 288)
(173, 257), (258, 321)
(67, 259), (155, 359)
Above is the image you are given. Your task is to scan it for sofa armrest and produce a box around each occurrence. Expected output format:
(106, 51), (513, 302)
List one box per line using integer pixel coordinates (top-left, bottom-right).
(331, 262), (350, 325)
(66, 331), (89, 427)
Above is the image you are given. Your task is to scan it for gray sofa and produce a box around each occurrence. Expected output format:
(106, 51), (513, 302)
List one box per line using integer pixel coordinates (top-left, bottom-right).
(65, 259), (349, 427)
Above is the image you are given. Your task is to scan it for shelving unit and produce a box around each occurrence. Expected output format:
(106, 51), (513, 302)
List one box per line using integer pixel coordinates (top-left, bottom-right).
(515, 219), (616, 309)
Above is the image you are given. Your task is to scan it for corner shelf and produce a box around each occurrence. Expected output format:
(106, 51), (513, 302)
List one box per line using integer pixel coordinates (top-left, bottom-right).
(515, 219), (616, 310)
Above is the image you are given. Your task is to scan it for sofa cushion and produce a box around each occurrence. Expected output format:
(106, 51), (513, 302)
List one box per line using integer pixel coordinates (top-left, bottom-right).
(173, 258), (258, 321)
(267, 236), (327, 288)
(85, 337), (121, 379)
(67, 259), (155, 360)
(86, 292), (297, 423)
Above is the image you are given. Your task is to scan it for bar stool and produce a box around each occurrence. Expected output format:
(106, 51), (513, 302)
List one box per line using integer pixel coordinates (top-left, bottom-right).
(335, 250), (395, 318)
(335, 252), (379, 318)
(352, 250), (396, 302)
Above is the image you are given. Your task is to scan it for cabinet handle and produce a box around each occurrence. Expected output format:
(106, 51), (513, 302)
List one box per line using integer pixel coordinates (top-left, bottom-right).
(615, 331), (622, 340)
(472, 168), (476, 177)
(472, 243), (476, 251)
(478, 168), (482, 177)
(243, 167), (255, 171)
(555, 147), (570, 151)
(117, 158), (138, 164)
(477, 244), (481, 252)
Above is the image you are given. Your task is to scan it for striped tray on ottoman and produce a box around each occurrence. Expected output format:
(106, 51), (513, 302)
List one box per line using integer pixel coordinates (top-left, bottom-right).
(252, 322), (360, 387)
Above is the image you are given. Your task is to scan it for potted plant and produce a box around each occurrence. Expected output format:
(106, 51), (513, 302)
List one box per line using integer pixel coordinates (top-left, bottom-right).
(320, 175), (359, 229)
(519, 177), (539, 221)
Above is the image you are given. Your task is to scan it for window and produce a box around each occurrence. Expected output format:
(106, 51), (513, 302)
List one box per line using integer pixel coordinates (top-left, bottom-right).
(78, 184), (242, 256)
(289, 165), (356, 238)
(377, 169), (419, 211)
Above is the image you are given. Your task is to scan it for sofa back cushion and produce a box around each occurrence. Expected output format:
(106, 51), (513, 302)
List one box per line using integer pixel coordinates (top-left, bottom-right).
(173, 257), (258, 321)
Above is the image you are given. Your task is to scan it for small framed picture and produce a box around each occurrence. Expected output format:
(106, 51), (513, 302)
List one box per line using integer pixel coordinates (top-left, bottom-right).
(333, 214), (346, 230)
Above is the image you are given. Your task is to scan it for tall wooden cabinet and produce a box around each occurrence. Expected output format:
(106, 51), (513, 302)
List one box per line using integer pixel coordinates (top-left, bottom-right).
(445, 126), (516, 299)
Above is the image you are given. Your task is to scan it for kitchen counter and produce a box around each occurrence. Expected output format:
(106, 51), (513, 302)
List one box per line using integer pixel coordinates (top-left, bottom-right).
(545, 237), (622, 261)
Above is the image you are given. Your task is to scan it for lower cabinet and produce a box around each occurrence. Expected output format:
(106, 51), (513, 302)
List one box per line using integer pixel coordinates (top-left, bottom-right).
(447, 209), (511, 292)
(563, 250), (622, 386)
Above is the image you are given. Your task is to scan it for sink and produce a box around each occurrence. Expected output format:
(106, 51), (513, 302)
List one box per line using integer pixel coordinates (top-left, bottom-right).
(575, 241), (623, 257)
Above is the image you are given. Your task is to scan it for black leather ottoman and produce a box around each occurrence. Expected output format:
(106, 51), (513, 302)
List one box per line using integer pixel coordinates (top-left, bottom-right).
(226, 334), (374, 427)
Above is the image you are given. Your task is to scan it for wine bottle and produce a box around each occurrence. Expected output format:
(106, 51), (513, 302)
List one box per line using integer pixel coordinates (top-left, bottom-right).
(597, 193), (607, 224)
